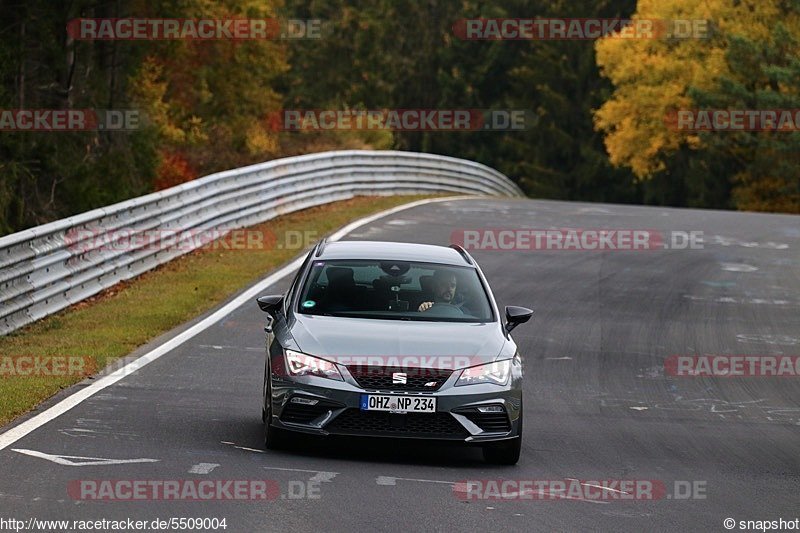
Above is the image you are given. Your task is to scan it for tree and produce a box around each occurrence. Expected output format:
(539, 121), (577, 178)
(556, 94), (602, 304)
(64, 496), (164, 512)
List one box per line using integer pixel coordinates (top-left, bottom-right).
(595, 0), (800, 212)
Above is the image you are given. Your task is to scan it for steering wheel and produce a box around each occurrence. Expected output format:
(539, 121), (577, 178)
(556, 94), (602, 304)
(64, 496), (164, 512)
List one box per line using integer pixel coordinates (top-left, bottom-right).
(429, 302), (465, 316)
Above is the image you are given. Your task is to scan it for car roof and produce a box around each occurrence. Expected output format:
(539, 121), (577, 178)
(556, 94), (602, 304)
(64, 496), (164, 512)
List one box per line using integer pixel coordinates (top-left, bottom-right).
(316, 240), (473, 267)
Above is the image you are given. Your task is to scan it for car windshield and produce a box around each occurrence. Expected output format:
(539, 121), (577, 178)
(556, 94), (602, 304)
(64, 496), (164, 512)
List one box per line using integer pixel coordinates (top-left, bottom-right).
(297, 260), (494, 322)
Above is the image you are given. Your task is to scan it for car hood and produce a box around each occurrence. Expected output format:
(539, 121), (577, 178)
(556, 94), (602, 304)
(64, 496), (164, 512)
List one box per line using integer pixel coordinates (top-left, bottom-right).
(289, 314), (506, 368)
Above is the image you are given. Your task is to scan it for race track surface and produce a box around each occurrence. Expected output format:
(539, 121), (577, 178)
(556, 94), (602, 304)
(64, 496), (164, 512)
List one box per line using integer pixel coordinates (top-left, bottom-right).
(1, 198), (798, 532)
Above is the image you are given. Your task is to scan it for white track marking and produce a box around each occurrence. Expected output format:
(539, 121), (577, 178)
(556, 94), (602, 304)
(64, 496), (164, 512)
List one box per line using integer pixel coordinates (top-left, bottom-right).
(377, 476), (457, 486)
(198, 345), (261, 352)
(263, 467), (338, 483)
(531, 489), (610, 504)
(11, 449), (158, 467)
(578, 483), (630, 495)
(736, 334), (800, 346)
(720, 263), (758, 272)
(233, 445), (264, 454)
(188, 463), (220, 474)
(0, 196), (469, 451)
(683, 295), (794, 306)
(221, 441), (267, 454)
(577, 207), (613, 214)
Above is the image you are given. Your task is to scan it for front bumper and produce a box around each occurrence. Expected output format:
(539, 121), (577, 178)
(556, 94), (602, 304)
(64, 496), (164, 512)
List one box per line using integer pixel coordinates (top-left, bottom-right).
(269, 363), (523, 443)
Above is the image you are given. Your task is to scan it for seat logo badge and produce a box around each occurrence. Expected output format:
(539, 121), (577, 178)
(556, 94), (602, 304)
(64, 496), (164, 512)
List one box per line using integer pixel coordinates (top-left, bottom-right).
(392, 372), (408, 384)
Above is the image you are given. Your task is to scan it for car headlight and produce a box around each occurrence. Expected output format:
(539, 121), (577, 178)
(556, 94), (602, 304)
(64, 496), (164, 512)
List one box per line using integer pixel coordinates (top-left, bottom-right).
(456, 359), (511, 386)
(285, 350), (343, 381)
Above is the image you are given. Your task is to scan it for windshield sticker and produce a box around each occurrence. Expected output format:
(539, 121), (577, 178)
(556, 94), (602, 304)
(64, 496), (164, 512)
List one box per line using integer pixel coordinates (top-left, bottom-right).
(302, 300), (316, 308)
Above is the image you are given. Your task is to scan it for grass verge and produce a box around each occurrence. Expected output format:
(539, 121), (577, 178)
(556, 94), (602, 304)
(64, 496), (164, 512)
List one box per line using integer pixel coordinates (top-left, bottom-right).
(0, 195), (436, 426)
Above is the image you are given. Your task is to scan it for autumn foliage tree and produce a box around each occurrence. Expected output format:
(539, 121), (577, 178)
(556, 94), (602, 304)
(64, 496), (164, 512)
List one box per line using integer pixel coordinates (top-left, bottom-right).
(128, 0), (287, 183)
(595, 0), (800, 212)
(2, 0), (797, 236)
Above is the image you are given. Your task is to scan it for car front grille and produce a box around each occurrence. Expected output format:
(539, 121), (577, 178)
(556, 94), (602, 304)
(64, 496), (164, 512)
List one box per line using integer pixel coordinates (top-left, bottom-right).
(325, 409), (469, 440)
(348, 366), (453, 392)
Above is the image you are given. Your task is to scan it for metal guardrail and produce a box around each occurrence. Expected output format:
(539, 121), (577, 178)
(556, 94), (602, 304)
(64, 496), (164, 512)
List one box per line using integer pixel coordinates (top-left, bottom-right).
(0, 150), (523, 335)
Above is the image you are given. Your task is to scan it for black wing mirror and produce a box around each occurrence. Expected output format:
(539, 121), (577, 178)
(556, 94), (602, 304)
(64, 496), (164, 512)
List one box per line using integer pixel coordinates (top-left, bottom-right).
(504, 306), (533, 333)
(257, 295), (284, 315)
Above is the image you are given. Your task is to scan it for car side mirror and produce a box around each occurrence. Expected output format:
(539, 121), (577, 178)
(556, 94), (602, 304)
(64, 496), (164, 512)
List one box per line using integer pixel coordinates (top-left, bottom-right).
(504, 306), (533, 333)
(257, 295), (284, 315)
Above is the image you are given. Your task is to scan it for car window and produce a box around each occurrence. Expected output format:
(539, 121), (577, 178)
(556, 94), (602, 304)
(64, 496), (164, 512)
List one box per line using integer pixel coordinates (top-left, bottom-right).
(284, 248), (315, 315)
(297, 259), (494, 322)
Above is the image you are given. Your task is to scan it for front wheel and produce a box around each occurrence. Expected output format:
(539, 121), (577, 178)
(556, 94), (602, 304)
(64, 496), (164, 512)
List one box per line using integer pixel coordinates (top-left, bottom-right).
(263, 419), (288, 450)
(262, 366), (288, 450)
(482, 415), (522, 465)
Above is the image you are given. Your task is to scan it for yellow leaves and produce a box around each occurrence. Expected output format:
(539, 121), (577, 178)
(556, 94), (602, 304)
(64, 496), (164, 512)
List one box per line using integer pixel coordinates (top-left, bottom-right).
(128, 57), (165, 119)
(594, 0), (800, 212)
(185, 116), (208, 145)
(595, 6), (728, 178)
(593, 0), (756, 178)
(128, 57), (208, 146)
(126, 0), (288, 176)
(244, 123), (279, 156)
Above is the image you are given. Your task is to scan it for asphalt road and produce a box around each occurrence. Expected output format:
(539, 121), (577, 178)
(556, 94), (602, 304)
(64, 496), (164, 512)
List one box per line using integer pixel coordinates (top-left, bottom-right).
(1, 198), (798, 532)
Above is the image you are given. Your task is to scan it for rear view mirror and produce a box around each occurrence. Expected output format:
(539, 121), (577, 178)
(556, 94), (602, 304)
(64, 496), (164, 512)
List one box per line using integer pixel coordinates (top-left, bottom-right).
(257, 295), (284, 315)
(504, 306), (533, 333)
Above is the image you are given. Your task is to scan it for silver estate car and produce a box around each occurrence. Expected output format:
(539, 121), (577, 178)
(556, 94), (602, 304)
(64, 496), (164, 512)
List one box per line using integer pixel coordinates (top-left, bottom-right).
(257, 240), (532, 464)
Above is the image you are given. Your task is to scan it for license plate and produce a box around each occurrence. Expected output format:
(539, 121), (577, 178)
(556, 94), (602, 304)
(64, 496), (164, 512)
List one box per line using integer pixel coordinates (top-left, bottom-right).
(360, 394), (436, 413)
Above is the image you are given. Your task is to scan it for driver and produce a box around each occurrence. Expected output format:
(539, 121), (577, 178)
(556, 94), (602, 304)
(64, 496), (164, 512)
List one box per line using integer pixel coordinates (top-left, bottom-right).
(418, 270), (458, 312)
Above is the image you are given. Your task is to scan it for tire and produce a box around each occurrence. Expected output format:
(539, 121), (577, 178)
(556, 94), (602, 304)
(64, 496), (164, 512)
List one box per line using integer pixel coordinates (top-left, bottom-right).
(482, 414), (522, 465)
(264, 420), (288, 450)
(262, 365), (289, 450)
